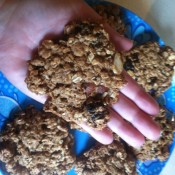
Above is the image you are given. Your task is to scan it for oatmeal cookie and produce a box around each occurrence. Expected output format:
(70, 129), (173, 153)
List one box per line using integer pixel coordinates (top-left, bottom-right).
(0, 106), (75, 175)
(122, 42), (175, 97)
(133, 107), (175, 161)
(75, 137), (136, 175)
(26, 21), (125, 129)
(93, 5), (125, 34)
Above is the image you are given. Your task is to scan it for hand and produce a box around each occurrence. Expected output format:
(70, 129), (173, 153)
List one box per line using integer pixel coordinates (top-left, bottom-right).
(0, 0), (160, 148)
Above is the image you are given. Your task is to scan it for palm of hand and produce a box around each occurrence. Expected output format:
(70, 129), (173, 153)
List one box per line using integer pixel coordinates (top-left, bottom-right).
(0, 0), (89, 101)
(0, 0), (160, 148)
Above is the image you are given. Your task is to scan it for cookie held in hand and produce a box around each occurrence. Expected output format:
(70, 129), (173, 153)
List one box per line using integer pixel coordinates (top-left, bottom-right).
(26, 21), (125, 130)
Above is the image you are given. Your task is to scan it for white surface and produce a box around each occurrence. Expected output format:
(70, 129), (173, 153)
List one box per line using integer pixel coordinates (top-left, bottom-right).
(160, 146), (175, 175)
(108, 0), (175, 49)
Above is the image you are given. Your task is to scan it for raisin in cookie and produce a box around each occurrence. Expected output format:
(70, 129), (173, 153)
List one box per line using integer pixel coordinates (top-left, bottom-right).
(123, 42), (175, 97)
(26, 21), (125, 130)
(133, 107), (175, 161)
(75, 137), (136, 175)
(93, 4), (125, 34)
(0, 106), (75, 175)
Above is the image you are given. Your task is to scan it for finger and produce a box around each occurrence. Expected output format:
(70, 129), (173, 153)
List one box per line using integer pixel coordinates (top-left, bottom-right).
(112, 93), (161, 140)
(104, 24), (133, 51)
(107, 109), (144, 148)
(120, 71), (159, 115)
(79, 123), (113, 145)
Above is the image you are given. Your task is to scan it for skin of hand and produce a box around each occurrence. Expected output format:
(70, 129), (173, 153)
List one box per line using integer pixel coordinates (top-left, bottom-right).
(0, 0), (160, 148)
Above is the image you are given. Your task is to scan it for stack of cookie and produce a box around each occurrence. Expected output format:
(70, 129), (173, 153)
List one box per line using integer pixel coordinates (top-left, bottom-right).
(0, 4), (175, 175)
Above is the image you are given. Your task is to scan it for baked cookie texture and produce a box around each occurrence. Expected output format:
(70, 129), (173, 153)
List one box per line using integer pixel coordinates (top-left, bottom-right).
(75, 136), (136, 175)
(0, 107), (174, 175)
(26, 21), (125, 130)
(1, 2), (175, 174)
(133, 107), (175, 161)
(122, 42), (175, 97)
(93, 4), (125, 34)
(94, 7), (175, 161)
(122, 42), (175, 161)
(0, 107), (137, 175)
(0, 106), (75, 175)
